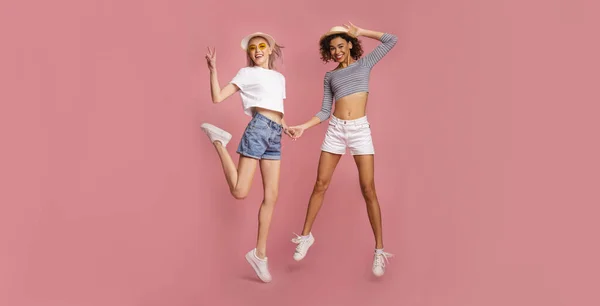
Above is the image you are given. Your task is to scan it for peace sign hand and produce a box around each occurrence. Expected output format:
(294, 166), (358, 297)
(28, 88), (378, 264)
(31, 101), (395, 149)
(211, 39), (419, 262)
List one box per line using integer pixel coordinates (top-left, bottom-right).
(205, 47), (217, 71)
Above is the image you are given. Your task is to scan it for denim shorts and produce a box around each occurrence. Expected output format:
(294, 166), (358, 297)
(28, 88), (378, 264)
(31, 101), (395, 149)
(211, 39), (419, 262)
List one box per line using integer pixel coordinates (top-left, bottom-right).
(237, 112), (282, 160)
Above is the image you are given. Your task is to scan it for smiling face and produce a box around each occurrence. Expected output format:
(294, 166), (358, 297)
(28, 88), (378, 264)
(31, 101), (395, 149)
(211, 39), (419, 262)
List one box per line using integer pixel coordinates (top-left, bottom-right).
(247, 37), (272, 67)
(329, 36), (353, 63)
(319, 33), (363, 64)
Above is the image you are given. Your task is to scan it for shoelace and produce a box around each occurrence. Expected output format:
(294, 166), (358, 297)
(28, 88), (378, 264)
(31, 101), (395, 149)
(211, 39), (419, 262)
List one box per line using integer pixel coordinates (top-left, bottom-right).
(374, 252), (394, 268)
(291, 232), (307, 243)
(291, 233), (310, 253)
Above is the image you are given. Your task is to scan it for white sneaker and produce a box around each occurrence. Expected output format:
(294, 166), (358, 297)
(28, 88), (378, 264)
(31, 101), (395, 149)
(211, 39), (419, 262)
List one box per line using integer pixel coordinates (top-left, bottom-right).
(200, 123), (232, 147)
(372, 250), (393, 277)
(245, 249), (272, 283)
(291, 232), (315, 261)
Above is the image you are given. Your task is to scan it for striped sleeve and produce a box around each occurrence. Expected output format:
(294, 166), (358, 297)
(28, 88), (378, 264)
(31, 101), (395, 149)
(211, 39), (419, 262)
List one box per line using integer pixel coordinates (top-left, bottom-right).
(361, 33), (398, 68)
(315, 73), (333, 121)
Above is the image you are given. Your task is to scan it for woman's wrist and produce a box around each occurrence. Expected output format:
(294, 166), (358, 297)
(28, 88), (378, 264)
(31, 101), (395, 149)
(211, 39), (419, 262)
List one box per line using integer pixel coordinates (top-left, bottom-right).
(301, 117), (321, 130)
(301, 122), (313, 130)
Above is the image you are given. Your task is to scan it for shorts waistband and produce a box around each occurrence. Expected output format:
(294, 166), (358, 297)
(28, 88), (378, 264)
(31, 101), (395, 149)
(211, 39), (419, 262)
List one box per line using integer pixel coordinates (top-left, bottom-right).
(252, 112), (283, 131)
(330, 115), (369, 125)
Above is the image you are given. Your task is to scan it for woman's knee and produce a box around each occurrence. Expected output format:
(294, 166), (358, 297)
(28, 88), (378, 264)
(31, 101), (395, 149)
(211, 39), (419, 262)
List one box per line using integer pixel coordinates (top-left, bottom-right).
(231, 188), (249, 200)
(263, 190), (279, 205)
(360, 181), (377, 200)
(313, 177), (331, 193)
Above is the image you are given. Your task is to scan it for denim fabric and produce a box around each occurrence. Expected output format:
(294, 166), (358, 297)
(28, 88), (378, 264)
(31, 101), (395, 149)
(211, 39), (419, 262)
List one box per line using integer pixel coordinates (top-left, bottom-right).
(237, 113), (282, 160)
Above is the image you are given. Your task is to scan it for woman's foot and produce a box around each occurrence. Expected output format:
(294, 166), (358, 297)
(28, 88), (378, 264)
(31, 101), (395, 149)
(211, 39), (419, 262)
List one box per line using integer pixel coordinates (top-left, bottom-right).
(200, 123), (232, 147)
(292, 232), (315, 261)
(245, 248), (272, 283)
(372, 249), (393, 277)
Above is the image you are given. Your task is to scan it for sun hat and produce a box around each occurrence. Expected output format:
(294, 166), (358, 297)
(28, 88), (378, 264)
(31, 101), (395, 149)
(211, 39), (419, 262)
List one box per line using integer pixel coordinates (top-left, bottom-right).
(241, 32), (277, 50)
(319, 26), (352, 43)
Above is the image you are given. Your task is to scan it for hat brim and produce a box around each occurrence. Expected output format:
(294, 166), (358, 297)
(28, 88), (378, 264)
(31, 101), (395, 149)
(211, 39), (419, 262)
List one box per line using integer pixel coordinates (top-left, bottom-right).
(241, 32), (276, 50)
(319, 30), (355, 44)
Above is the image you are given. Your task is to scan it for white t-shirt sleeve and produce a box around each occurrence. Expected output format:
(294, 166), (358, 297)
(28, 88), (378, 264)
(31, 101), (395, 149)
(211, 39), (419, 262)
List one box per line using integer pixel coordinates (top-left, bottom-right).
(281, 75), (286, 99)
(230, 68), (249, 91)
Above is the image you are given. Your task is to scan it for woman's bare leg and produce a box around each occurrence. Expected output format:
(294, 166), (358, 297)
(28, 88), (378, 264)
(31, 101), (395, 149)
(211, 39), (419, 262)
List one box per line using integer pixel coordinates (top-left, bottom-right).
(213, 142), (257, 199)
(300, 151), (343, 235)
(353, 154), (383, 249)
(255, 159), (281, 259)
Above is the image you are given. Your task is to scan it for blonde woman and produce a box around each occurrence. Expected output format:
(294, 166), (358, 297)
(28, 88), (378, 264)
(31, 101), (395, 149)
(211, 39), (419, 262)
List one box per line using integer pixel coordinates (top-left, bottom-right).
(202, 32), (292, 283)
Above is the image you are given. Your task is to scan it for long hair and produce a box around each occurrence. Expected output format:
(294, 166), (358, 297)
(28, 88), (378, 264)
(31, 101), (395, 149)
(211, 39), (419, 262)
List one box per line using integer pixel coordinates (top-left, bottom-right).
(246, 37), (284, 70)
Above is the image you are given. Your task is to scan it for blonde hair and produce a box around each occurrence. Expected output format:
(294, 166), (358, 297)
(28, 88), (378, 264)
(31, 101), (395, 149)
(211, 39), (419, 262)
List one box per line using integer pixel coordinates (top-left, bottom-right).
(246, 36), (284, 70)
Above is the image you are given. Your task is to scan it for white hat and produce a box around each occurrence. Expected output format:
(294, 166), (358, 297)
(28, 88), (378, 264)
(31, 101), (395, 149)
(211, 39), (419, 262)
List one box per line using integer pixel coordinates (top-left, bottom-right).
(241, 32), (277, 50)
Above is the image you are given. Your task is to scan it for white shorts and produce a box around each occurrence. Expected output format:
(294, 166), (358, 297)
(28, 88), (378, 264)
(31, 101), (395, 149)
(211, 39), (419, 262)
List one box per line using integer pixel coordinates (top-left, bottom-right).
(321, 115), (375, 155)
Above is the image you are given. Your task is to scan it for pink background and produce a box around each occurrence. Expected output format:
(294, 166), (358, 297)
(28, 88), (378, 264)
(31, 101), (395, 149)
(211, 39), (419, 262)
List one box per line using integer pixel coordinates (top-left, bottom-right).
(1, 0), (599, 305)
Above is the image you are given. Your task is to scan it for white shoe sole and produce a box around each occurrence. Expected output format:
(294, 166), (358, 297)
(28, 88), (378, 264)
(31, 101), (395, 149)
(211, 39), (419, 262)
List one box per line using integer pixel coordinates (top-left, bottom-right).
(200, 123), (232, 146)
(245, 252), (272, 283)
(373, 269), (385, 277)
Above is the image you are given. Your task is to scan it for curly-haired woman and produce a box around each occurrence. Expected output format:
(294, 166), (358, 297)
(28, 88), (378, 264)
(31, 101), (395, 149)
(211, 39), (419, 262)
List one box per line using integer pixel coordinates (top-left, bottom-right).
(288, 23), (398, 277)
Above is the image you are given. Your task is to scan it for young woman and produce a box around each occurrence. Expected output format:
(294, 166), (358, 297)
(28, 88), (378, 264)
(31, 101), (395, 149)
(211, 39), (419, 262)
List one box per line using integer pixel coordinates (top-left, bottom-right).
(288, 23), (398, 277)
(201, 32), (292, 283)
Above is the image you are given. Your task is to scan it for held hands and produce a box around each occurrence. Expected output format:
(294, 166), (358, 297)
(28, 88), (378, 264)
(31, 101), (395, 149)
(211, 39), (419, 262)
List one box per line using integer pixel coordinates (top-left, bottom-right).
(284, 125), (305, 140)
(205, 47), (217, 71)
(283, 126), (293, 138)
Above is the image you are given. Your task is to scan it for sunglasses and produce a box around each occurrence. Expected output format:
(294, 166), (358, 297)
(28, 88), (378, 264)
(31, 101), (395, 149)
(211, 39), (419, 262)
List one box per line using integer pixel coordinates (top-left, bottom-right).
(247, 43), (268, 52)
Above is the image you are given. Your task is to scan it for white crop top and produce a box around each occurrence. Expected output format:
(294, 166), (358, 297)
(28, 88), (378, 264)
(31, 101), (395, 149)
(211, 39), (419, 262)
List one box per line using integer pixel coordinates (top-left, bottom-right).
(230, 67), (286, 117)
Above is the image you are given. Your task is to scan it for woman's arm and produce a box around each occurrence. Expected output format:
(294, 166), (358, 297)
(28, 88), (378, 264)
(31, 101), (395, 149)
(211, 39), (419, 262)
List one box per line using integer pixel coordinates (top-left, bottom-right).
(210, 70), (239, 103)
(282, 118), (293, 138)
(289, 73), (333, 139)
(356, 28), (385, 40)
(345, 22), (398, 68)
(206, 47), (239, 103)
(345, 22), (387, 40)
(299, 116), (322, 130)
(288, 116), (321, 140)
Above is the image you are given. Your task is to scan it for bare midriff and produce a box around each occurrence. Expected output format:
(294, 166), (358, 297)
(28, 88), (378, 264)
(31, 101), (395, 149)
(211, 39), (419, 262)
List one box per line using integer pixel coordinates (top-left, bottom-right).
(254, 107), (283, 125)
(332, 92), (369, 120)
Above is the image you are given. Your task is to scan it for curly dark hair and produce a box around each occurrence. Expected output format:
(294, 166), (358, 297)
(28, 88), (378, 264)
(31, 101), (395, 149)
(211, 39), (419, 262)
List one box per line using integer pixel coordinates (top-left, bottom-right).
(319, 33), (364, 63)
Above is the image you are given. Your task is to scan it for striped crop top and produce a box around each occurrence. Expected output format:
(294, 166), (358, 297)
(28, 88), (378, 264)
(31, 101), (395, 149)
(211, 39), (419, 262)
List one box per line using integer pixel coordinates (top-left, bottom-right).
(315, 33), (398, 122)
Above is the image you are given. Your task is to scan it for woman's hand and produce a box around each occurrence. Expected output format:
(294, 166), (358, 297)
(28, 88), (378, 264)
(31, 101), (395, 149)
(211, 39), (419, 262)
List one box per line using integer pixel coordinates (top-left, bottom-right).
(205, 47), (217, 71)
(283, 126), (295, 139)
(343, 22), (363, 37)
(344, 23), (386, 41)
(288, 125), (306, 140)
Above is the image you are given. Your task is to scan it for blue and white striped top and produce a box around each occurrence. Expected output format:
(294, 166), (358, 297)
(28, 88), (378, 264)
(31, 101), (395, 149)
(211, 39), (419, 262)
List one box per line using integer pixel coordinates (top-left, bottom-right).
(315, 33), (398, 122)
